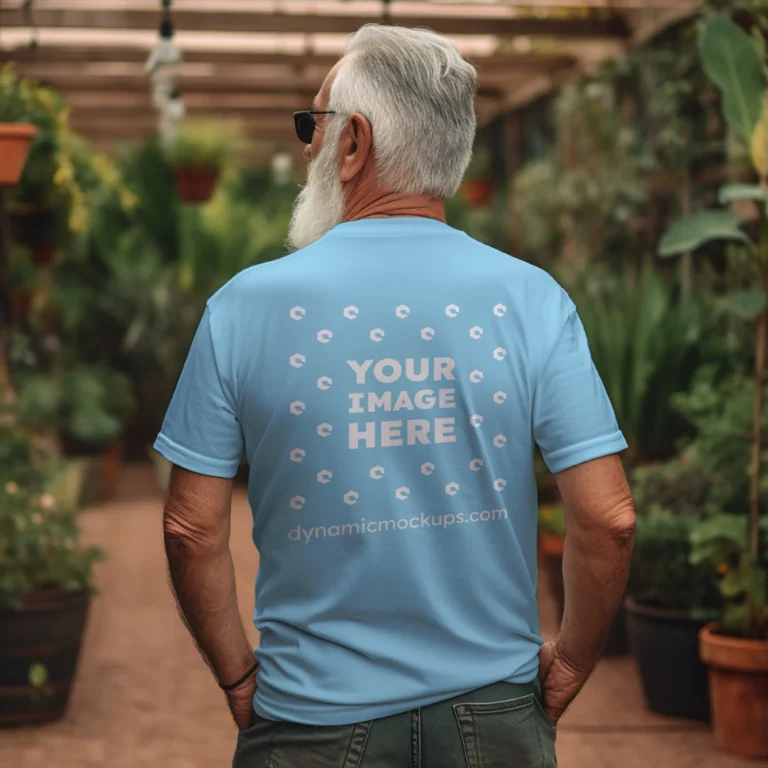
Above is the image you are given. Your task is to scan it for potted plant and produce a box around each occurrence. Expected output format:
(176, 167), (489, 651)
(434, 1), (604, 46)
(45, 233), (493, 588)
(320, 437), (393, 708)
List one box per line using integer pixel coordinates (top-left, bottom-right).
(659, 15), (768, 757)
(0, 424), (103, 726)
(690, 515), (768, 756)
(461, 145), (495, 207)
(0, 67), (37, 187)
(15, 364), (136, 506)
(0, 67), (78, 265)
(0, 125), (37, 188)
(625, 499), (721, 720)
(163, 120), (239, 204)
(538, 501), (565, 620)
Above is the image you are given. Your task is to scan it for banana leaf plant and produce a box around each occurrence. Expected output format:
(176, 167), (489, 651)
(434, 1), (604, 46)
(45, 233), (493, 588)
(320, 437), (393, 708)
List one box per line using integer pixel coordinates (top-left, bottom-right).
(659, 15), (768, 638)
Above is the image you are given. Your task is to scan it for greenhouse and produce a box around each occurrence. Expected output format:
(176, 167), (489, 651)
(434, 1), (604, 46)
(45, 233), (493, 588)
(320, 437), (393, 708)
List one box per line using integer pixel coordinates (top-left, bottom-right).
(1, 1), (768, 766)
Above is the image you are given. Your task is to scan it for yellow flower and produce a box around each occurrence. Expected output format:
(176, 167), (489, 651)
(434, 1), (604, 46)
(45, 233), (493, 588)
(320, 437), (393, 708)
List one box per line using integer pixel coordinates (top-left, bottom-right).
(5, 481), (18, 495)
(32, 512), (44, 525)
(40, 493), (56, 510)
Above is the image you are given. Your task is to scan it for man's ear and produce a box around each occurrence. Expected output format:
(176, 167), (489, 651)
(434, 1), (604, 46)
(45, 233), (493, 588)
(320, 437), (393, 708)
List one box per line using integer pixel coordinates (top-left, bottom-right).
(339, 112), (373, 183)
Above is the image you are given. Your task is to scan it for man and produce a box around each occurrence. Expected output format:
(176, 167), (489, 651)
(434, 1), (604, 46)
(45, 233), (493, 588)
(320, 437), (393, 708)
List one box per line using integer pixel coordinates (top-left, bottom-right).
(157, 24), (635, 768)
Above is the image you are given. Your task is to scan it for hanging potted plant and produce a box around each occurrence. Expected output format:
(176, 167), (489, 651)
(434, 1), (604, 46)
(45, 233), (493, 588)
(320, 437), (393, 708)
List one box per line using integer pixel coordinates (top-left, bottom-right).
(0, 67), (37, 187)
(0, 125), (37, 188)
(164, 120), (239, 204)
(659, 15), (768, 758)
(0, 66), (96, 267)
(461, 145), (495, 207)
(0, 426), (103, 726)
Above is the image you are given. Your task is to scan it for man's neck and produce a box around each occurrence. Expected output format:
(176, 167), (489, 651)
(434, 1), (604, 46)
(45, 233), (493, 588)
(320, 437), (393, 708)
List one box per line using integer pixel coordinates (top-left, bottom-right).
(344, 190), (446, 224)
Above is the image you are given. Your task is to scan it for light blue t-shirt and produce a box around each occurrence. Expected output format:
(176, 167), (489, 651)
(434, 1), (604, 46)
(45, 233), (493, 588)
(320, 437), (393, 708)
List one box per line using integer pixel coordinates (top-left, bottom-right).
(154, 217), (626, 726)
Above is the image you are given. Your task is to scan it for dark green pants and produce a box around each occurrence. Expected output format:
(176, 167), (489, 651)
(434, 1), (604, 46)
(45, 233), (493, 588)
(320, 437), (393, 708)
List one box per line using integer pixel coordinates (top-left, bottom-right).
(233, 680), (557, 768)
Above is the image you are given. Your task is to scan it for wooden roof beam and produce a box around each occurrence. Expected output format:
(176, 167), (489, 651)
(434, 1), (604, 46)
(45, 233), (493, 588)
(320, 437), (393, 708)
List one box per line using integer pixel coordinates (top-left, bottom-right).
(0, 44), (575, 74)
(0, 5), (630, 39)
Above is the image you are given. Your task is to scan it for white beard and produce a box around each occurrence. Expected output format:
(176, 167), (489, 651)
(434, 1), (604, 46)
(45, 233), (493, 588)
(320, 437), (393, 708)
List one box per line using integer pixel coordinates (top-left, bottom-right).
(286, 123), (345, 252)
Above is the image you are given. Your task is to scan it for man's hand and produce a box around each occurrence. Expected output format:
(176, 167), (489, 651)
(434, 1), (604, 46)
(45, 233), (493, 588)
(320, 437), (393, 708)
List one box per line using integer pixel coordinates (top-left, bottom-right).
(225, 670), (258, 731)
(538, 638), (592, 725)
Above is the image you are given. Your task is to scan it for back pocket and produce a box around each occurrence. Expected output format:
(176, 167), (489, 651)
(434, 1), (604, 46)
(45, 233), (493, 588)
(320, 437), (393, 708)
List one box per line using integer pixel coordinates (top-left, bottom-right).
(453, 693), (554, 768)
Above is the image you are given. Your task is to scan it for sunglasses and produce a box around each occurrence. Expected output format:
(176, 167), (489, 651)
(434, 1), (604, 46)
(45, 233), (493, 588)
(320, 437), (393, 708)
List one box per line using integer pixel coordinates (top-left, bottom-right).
(294, 110), (336, 144)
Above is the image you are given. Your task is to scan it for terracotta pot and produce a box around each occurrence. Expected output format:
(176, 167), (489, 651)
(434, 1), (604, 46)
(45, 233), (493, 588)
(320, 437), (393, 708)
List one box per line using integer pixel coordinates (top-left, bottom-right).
(12, 289), (34, 318)
(0, 123), (37, 186)
(0, 590), (90, 726)
(31, 244), (58, 267)
(462, 178), (495, 207)
(64, 439), (124, 506)
(172, 165), (219, 204)
(700, 623), (768, 758)
(539, 532), (564, 558)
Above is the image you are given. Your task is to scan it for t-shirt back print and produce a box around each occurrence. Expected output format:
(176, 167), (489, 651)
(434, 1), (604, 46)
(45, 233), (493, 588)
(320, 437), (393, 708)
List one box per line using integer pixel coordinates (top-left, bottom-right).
(283, 299), (514, 546)
(154, 216), (627, 725)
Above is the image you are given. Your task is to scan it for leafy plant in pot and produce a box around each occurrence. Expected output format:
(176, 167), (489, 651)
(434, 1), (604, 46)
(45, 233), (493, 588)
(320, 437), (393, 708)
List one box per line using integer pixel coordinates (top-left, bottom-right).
(0, 424), (103, 726)
(658, 14), (768, 757)
(163, 120), (240, 204)
(625, 476), (721, 721)
(15, 364), (136, 507)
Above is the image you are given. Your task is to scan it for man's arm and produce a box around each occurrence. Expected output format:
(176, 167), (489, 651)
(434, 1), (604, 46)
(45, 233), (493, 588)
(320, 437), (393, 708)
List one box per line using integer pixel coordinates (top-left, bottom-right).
(539, 454), (636, 723)
(162, 465), (256, 728)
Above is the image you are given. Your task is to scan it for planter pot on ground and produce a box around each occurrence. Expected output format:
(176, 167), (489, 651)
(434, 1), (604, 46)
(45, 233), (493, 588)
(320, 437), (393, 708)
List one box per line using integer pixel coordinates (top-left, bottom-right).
(172, 165), (219, 204)
(700, 623), (768, 759)
(0, 124), (37, 186)
(63, 439), (124, 506)
(461, 178), (495, 207)
(625, 595), (713, 720)
(0, 590), (90, 726)
(539, 532), (565, 622)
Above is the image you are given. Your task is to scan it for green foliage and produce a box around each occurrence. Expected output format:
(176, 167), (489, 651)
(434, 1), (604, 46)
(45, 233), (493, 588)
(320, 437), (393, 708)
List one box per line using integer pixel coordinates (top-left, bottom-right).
(671, 367), (768, 515)
(0, 425), (103, 611)
(15, 365), (135, 449)
(690, 515), (768, 637)
(632, 456), (714, 519)
(0, 65), (133, 235)
(510, 78), (649, 271)
(163, 120), (242, 169)
(629, 509), (721, 615)
(719, 183), (768, 204)
(464, 145), (492, 181)
(722, 289), (767, 320)
(538, 503), (565, 538)
(659, 210), (750, 256)
(56, 142), (293, 439)
(572, 267), (705, 463)
(699, 15), (766, 144)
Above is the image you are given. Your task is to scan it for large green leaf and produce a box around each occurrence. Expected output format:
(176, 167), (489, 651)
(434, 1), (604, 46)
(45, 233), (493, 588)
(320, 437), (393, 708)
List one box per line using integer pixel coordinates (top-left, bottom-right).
(690, 515), (748, 548)
(700, 16), (766, 143)
(719, 183), (768, 204)
(659, 210), (750, 257)
(723, 289), (768, 320)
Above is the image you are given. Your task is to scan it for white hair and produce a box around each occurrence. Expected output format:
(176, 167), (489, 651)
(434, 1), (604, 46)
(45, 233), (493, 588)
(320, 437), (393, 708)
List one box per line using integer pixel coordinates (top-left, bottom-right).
(329, 24), (478, 199)
(286, 117), (346, 251)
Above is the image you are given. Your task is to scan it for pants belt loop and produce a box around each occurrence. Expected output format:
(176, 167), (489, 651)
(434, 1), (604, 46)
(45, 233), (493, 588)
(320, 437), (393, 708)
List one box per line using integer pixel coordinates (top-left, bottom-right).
(411, 709), (422, 768)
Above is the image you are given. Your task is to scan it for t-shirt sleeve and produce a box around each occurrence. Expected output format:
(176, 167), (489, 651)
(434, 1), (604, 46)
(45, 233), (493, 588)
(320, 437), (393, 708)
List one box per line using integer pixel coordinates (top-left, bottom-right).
(153, 305), (244, 478)
(533, 306), (627, 474)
